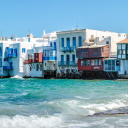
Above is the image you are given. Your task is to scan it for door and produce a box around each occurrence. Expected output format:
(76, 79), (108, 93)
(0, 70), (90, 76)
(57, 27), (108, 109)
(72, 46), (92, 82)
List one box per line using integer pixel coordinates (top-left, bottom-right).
(67, 38), (70, 47)
(61, 55), (64, 65)
(66, 55), (70, 65)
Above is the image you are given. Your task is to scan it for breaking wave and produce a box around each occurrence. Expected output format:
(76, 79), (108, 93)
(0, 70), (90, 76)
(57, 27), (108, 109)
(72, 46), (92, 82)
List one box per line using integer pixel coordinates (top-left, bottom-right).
(0, 115), (61, 128)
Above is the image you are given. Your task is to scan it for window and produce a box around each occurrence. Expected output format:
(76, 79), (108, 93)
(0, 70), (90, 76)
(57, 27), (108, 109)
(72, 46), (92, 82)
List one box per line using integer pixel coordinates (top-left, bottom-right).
(79, 36), (82, 47)
(22, 48), (26, 53)
(28, 38), (30, 42)
(66, 55), (70, 61)
(122, 50), (125, 55)
(116, 60), (120, 66)
(45, 63), (46, 66)
(67, 38), (70, 47)
(81, 61), (84, 66)
(0, 47), (2, 53)
(99, 59), (102, 65)
(61, 55), (64, 62)
(72, 54), (75, 62)
(127, 45), (128, 54)
(30, 66), (32, 71)
(82, 49), (88, 53)
(84, 60), (87, 66)
(91, 60), (94, 65)
(118, 50), (122, 55)
(106, 41), (109, 44)
(95, 59), (98, 65)
(87, 60), (90, 66)
(73, 37), (76, 47)
(105, 60), (108, 64)
(36, 64), (39, 71)
(45, 51), (48, 57)
(40, 64), (42, 71)
(61, 38), (64, 47)
(50, 51), (52, 56)
(102, 48), (104, 52)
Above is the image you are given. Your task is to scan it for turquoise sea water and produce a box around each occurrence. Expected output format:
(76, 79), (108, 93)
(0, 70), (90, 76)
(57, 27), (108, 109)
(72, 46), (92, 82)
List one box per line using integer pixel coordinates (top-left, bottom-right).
(0, 78), (128, 128)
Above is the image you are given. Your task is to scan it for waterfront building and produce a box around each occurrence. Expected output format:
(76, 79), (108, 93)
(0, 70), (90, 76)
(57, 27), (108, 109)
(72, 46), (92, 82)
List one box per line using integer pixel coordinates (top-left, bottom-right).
(24, 32), (57, 78)
(103, 58), (120, 79)
(117, 38), (128, 75)
(56, 29), (126, 78)
(0, 37), (34, 77)
(0, 32), (56, 77)
(76, 45), (109, 79)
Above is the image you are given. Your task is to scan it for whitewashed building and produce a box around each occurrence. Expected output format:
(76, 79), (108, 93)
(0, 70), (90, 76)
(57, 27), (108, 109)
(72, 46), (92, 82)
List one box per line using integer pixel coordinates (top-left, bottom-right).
(0, 32), (56, 77)
(56, 29), (126, 77)
(24, 32), (57, 78)
(117, 38), (128, 75)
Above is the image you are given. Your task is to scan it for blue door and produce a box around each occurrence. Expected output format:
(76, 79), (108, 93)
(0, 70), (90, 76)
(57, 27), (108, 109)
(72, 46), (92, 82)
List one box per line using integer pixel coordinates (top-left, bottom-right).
(72, 54), (75, 62)
(61, 38), (64, 47)
(61, 55), (64, 65)
(10, 62), (13, 68)
(79, 36), (82, 47)
(67, 38), (70, 47)
(66, 55), (70, 65)
(73, 37), (76, 47)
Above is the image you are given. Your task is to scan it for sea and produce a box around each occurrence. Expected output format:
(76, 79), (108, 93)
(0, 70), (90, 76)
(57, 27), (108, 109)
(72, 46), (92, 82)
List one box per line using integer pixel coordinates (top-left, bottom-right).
(0, 78), (128, 128)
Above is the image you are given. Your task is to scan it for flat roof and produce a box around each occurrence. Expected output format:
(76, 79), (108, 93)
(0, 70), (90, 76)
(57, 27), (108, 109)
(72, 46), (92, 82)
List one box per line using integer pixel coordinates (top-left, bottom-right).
(104, 58), (119, 60)
(77, 45), (105, 49)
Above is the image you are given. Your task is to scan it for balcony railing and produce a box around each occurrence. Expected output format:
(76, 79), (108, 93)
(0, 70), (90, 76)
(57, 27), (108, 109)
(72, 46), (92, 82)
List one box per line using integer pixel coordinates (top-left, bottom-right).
(47, 66), (56, 71)
(43, 56), (57, 61)
(43, 46), (56, 50)
(62, 46), (76, 52)
(24, 59), (33, 64)
(5, 53), (17, 58)
(58, 61), (77, 66)
(3, 66), (13, 70)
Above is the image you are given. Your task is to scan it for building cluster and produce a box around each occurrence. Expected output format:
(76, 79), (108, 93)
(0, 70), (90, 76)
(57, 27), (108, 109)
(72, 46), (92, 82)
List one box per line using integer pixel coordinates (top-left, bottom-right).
(0, 28), (128, 79)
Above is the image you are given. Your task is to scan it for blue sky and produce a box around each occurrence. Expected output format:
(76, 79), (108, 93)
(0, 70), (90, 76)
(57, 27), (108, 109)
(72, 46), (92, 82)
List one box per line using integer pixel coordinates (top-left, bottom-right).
(0, 0), (128, 38)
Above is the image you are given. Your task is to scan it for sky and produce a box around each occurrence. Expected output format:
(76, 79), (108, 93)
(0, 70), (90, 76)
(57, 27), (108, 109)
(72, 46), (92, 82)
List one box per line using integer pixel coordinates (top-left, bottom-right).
(0, 0), (128, 38)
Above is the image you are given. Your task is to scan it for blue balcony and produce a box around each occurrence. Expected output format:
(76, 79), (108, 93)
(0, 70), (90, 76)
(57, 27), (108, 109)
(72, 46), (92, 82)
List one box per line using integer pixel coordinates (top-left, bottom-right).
(43, 56), (57, 61)
(5, 52), (17, 58)
(49, 56), (57, 61)
(5, 48), (17, 58)
(58, 61), (77, 66)
(0, 52), (2, 56)
(62, 46), (76, 52)
(43, 46), (56, 50)
(3, 66), (13, 70)
(0, 62), (2, 67)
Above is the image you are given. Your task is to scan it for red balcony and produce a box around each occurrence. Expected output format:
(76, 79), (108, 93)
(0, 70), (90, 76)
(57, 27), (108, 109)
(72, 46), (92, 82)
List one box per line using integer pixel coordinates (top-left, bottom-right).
(34, 52), (43, 63)
(24, 59), (33, 64)
(76, 45), (109, 59)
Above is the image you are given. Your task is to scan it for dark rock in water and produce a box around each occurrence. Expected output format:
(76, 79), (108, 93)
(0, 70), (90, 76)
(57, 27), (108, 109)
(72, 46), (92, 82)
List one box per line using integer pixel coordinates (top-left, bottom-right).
(90, 106), (128, 116)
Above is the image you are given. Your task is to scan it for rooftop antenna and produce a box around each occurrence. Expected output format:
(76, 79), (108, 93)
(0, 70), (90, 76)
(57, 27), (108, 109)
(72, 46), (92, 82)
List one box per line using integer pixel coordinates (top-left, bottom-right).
(76, 22), (79, 29)
(28, 29), (30, 35)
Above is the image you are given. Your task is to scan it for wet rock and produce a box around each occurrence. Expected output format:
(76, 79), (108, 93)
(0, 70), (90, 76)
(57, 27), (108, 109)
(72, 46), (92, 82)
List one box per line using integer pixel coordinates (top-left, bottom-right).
(89, 106), (128, 116)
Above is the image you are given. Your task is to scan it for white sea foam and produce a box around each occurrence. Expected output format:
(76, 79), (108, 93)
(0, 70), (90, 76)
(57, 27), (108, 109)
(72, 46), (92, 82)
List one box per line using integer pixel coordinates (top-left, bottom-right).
(0, 115), (61, 128)
(75, 96), (90, 100)
(80, 99), (128, 115)
(10, 75), (23, 79)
